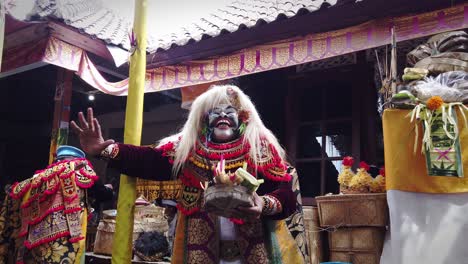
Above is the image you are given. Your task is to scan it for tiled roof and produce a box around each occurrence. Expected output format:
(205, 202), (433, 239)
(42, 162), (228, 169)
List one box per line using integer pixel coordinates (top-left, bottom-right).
(14, 0), (337, 53)
(24, 0), (155, 50)
(150, 0), (337, 52)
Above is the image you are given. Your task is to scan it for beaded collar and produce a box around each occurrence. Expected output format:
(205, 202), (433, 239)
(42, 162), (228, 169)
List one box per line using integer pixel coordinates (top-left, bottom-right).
(174, 136), (291, 215)
(184, 135), (290, 183)
(185, 136), (249, 182)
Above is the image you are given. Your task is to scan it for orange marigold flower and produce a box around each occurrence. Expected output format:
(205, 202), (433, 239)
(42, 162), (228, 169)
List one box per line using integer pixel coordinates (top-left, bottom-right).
(426, 96), (444, 111)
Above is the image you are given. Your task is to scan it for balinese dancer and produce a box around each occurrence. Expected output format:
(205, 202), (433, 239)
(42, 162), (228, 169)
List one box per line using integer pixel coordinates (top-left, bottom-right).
(1, 146), (103, 264)
(71, 85), (305, 264)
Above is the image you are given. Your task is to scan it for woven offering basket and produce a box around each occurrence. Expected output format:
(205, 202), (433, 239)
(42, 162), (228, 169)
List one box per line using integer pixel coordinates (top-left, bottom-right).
(93, 211), (144, 255)
(134, 204), (165, 220)
(340, 186), (369, 194)
(328, 227), (386, 264)
(316, 194), (388, 227)
(303, 206), (324, 264)
(204, 184), (254, 218)
(135, 205), (168, 233)
(139, 218), (169, 233)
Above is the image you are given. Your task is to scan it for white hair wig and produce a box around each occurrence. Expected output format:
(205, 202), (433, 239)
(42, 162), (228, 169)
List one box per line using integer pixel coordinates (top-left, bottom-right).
(164, 84), (286, 175)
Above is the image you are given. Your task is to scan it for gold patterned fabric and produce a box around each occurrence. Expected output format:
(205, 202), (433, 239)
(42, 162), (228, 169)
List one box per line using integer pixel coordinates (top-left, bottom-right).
(284, 168), (309, 262)
(136, 180), (182, 201)
(25, 237), (80, 264)
(237, 220), (270, 264)
(185, 213), (219, 264)
(176, 211), (275, 264)
(0, 190), (21, 264)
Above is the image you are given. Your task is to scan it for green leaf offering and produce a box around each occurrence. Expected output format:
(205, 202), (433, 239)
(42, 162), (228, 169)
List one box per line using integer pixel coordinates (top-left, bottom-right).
(235, 167), (264, 192)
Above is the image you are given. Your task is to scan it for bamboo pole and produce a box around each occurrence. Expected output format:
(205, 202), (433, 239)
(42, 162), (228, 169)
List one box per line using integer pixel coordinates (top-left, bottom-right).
(111, 0), (147, 263)
(390, 27), (397, 95)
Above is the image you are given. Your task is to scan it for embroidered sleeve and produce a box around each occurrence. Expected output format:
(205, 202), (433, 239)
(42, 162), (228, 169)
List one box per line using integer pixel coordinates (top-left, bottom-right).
(261, 195), (283, 215)
(256, 166), (297, 220)
(105, 143), (173, 181)
(155, 141), (176, 164)
(100, 143), (120, 159)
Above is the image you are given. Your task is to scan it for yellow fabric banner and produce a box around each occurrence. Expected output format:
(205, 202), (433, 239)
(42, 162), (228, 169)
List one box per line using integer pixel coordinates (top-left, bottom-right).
(111, 0), (147, 263)
(383, 108), (468, 193)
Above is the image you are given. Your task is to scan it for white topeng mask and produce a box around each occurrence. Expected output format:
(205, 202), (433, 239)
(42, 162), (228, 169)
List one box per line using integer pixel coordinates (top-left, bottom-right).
(207, 104), (240, 143)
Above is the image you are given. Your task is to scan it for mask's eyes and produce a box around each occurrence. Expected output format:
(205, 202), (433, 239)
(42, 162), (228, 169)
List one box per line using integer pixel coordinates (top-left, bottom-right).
(225, 107), (237, 114)
(210, 108), (222, 115)
(210, 106), (237, 115)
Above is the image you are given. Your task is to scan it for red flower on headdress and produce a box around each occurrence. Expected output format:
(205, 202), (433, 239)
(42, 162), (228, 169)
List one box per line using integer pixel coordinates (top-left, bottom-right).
(238, 110), (251, 123)
(379, 166), (385, 177)
(342, 156), (354, 167)
(359, 161), (370, 171)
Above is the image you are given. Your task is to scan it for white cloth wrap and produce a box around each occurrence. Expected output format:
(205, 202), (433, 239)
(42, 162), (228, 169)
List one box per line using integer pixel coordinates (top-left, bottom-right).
(381, 190), (468, 264)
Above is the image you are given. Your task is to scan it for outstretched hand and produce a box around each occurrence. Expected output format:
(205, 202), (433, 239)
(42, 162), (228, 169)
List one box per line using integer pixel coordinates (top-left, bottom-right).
(70, 108), (115, 156)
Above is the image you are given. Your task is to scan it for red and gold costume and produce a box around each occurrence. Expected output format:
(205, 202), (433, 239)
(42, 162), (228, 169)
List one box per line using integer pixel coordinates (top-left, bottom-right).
(103, 135), (304, 264)
(0, 158), (98, 264)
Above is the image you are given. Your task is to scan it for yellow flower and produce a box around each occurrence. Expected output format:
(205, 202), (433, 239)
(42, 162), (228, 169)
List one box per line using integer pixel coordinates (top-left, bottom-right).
(370, 175), (386, 193)
(349, 168), (373, 192)
(426, 96), (444, 111)
(338, 166), (354, 188)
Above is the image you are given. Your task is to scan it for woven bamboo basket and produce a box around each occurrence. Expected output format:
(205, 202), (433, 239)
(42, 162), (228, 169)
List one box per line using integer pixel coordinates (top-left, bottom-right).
(203, 185), (253, 218)
(134, 204), (165, 220)
(93, 219), (144, 255)
(134, 204), (169, 233)
(328, 227), (386, 264)
(303, 206), (323, 264)
(340, 186), (370, 194)
(139, 218), (169, 233)
(316, 194), (388, 227)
